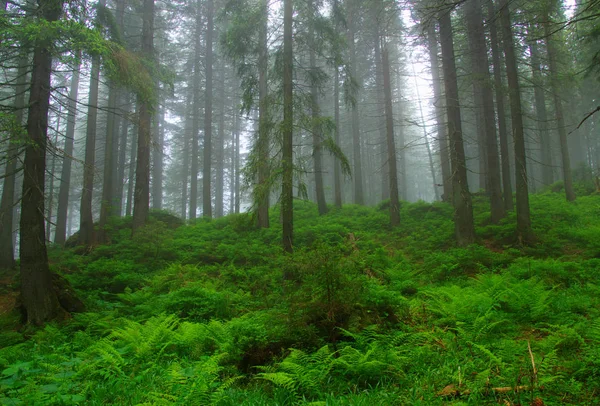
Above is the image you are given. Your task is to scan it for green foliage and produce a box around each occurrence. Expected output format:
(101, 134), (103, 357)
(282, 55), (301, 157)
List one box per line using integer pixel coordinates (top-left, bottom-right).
(3, 194), (600, 404)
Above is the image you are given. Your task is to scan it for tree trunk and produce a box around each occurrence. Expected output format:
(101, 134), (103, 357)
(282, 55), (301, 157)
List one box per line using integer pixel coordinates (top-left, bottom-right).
(0, 51), (28, 268)
(98, 83), (118, 243)
(20, 0), (66, 325)
(55, 58), (80, 245)
(543, 14), (575, 201)
(132, 0), (155, 233)
(412, 63), (440, 201)
(426, 23), (452, 202)
(465, 0), (505, 223)
(46, 110), (61, 240)
(382, 45), (400, 226)
(114, 93), (131, 217)
(256, 0), (270, 227)
(347, 3), (364, 205)
(282, 0), (294, 253)
(438, 8), (476, 246)
(79, 51), (100, 246)
(234, 95), (241, 214)
(203, 0), (214, 218)
(309, 1), (328, 215)
(374, 25), (389, 202)
(125, 117), (137, 217)
(152, 98), (165, 209)
(529, 39), (554, 186)
(189, 3), (202, 220)
(486, 0), (513, 211)
(499, 0), (533, 244)
(215, 60), (226, 218)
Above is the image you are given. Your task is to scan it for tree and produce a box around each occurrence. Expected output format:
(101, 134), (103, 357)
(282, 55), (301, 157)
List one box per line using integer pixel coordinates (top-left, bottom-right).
(0, 49), (28, 268)
(464, 0), (505, 223)
(203, 0), (215, 219)
(382, 43), (400, 226)
(19, 0), (66, 324)
(438, 5), (476, 246)
(282, 0), (294, 253)
(543, 2), (576, 201)
(498, 0), (533, 243)
(132, 0), (156, 232)
(486, 0), (513, 212)
(54, 57), (80, 245)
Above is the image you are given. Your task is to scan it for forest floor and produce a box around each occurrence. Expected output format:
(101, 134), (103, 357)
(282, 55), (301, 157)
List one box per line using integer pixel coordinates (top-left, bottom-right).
(1, 186), (600, 405)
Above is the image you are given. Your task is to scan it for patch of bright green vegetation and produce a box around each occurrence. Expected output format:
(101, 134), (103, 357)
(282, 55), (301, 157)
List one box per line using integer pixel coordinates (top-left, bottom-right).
(1, 191), (600, 405)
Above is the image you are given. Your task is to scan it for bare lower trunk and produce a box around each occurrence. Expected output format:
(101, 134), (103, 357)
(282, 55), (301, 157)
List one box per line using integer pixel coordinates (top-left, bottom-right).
(55, 57), (80, 244)
(382, 45), (400, 226)
(426, 24), (451, 202)
(499, 0), (533, 243)
(132, 0), (155, 233)
(282, 0), (293, 253)
(20, 0), (66, 325)
(487, 0), (513, 211)
(203, 0), (214, 218)
(439, 8), (476, 246)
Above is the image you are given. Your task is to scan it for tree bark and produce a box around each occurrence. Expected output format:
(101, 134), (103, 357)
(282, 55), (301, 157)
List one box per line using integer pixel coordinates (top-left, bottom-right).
(543, 14), (575, 201)
(215, 60), (226, 218)
(282, 0), (294, 253)
(347, 1), (364, 205)
(426, 23), (452, 203)
(20, 0), (66, 325)
(465, 0), (505, 223)
(486, 0), (513, 211)
(256, 0), (270, 227)
(529, 39), (554, 186)
(382, 45), (400, 226)
(114, 93), (131, 217)
(0, 51), (28, 268)
(132, 0), (155, 233)
(309, 1), (328, 216)
(189, 2), (202, 220)
(438, 8), (476, 246)
(152, 97), (165, 209)
(499, 0), (533, 243)
(55, 57), (80, 245)
(98, 82), (118, 243)
(203, 0), (214, 218)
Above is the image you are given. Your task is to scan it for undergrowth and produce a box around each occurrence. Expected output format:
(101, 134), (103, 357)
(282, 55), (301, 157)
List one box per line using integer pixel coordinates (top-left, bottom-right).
(1, 191), (599, 405)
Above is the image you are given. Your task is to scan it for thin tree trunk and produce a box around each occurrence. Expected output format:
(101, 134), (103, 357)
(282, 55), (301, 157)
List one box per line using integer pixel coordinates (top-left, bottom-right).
(55, 57), (80, 245)
(382, 45), (400, 226)
(46, 110), (61, 240)
(426, 23), (452, 202)
(256, 0), (270, 227)
(152, 100), (165, 209)
(543, 15), (575, 201)
(412, 64), (440, 201)
(374, 26), (388, 202)
(189, 4), (202, 220)
(486, 0), (513, 211)
(347, 3), (364, 205)
(282, 0), (294, 253)
(465, 0), (505, 223)
(125, 118), (137, 217)
(115, 93), (131, 217)
(215, 61), (225, 218)
(439, 8), (476, 246)
(309, 2), (328, 215)
(132, 0), (155, 233)
(203, 0), (214, 218)
(529, 39), (554, 186)
(20, 0), (65, 325)
(499, 0), (533, 243)
(0, 51), (28, 268)
(79, 51), (100, 246)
